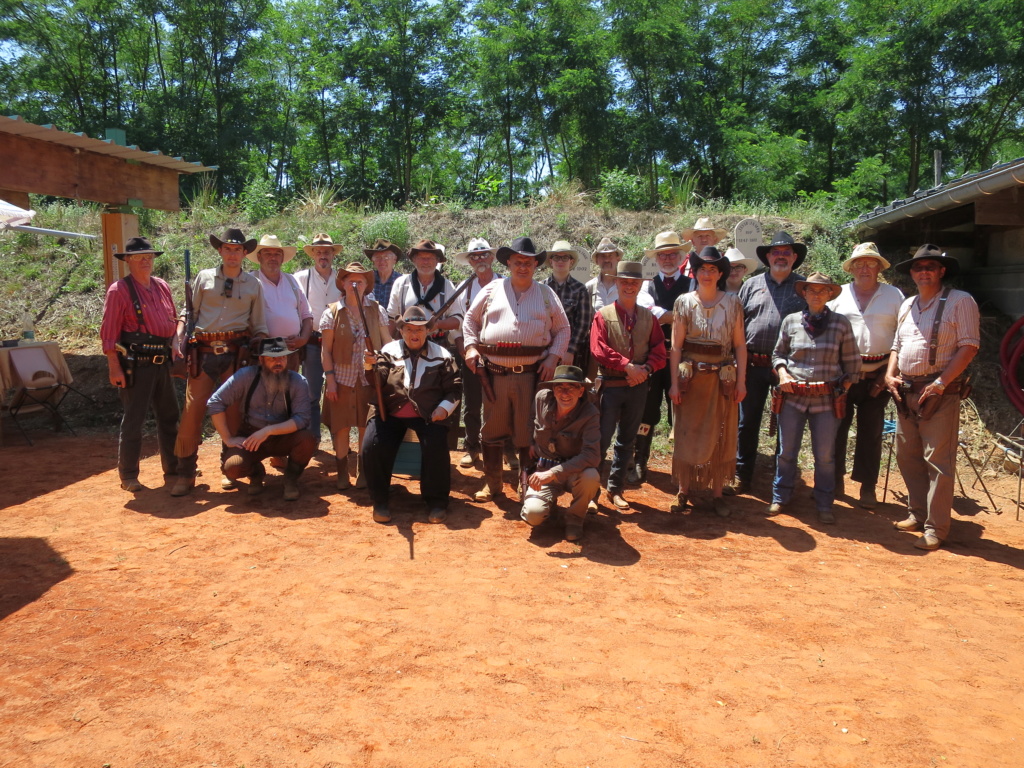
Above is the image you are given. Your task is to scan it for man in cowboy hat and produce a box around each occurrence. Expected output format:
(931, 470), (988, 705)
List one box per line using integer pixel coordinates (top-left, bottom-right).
(451, 238), (500, 468)
(521, 365), (601, 542)
(386, 239), (461, 340)
(544, 240), (594, 369)
(207, 337), (317, 501)
(361, 306), (461, 524)
(885, 245), (979, 550)
(462, 236), (571, 502)
(828, 242), (904, 509)
(294, 233), (344, 439)
(171, 228), (269, 496)
(724, 248), (759, 294)
(630, 230), (693, 485)
(365, 239), (404, 308)
(100, 236), (180, 492)
(771, 273), (861, 524)
(320, 261), (389, 490)
(681, 218), (729, 280)
(590, 262), (667, 510)
(250, 234), (314, 371)
(726, 230), (808, 497)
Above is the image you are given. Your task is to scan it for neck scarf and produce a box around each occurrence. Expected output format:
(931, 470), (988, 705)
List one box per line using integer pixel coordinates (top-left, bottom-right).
(412, 270), (445, 308)
(801, 305), (831, 338)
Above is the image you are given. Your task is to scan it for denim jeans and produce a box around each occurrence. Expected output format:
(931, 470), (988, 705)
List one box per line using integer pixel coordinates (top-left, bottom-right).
(302, 343), (325, 440)
(736, 364), (776, 482)
(773, 402), (839, 511)
(600, 381), (649, 493)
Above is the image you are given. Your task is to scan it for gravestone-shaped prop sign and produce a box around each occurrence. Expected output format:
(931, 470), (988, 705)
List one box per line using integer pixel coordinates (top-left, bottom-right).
(733, 218), (763, 263)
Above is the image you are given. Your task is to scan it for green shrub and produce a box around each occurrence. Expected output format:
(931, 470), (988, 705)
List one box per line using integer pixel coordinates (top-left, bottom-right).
(361, 210), (410, 249)
(597, 169), (649, 211)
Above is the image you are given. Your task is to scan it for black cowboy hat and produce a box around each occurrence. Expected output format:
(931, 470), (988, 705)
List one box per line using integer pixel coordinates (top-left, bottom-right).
(894, 244), (961, 279)
(688, 246), (730, 290)
(756, 231), (808, 269)
(114, 236), (164, 260)
(209, 227), (257, 254)
(496, 236), (547, 268)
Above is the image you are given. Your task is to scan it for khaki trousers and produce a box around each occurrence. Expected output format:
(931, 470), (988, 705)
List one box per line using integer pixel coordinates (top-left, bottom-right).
(174, 365), (241, 476)
(896, 392), (960, 540)
(481, 370), (537, 449)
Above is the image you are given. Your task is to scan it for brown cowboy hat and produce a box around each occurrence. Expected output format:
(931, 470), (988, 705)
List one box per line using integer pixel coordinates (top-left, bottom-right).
(894, 243), (960, 278)
(407, 239), (447, 263)
(335, 261), (376, 293)
(363, 239), (404, 260)
(795, 272), (842, 301)
(209, 227), (257, 253)
(396, 305), (430, 329)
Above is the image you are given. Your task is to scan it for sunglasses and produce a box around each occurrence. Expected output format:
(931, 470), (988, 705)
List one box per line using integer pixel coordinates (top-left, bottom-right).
(222, 277), (234, 298)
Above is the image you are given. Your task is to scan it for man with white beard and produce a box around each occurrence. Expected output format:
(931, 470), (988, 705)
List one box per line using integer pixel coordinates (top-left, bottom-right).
(207, 337), (317, 501)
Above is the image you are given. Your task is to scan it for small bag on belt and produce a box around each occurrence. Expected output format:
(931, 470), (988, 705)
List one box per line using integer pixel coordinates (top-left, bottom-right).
(676, 360), (693, 395)
(719, 363), (736, 400)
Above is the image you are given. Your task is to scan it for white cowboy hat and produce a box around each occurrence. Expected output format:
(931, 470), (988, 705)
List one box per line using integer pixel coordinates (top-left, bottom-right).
(725, 247), (758, 274)
(842, 241), (891, 272)
(643, 231), (691, 258)
(453, 237), (495, 267)
(248, 234), (297, 263)
(302, 232), (343, 258)
(681, 217), (728, 243)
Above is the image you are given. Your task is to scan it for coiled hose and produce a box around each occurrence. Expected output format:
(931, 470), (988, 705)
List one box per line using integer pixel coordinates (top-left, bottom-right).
(999, 315), (1024, 415)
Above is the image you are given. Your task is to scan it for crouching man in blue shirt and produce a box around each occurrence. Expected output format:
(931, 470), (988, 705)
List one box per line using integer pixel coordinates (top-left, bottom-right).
(208, 337), (317, 500)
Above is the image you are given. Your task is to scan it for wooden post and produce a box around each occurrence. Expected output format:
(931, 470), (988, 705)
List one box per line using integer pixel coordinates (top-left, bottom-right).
(102, 212), (138, 286)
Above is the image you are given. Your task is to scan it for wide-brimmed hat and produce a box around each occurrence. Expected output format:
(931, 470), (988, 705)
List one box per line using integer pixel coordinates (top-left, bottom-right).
(541, 365), (588, 387)
(115, 236), (164, 261)
(209, 228), (257, 254)
(725, 247), (758, 274)
(335, 261), (375, 293)
(644, 231), (691, 258)
(545, 240), (584, 269)
(363, 239), (404, 260)
(396, 305), (430, 329)
(842, 242), (891, 273)
(688, 246), (731, 277)
(496, 236), (547, 267)
(795, 272), (842, 301)
(303, 232), (343, 258)
(894, 243), (960, 278)
(756, 231), (808, 268)
(681, 217), (728, 243)
(256, 337), (293, 358)
(615, 261), (646, 280)
(591, 236), (623, 258)
(248, 234), (297, 263)
(453, 237), (495, 266)
(407, 239), (446, 264)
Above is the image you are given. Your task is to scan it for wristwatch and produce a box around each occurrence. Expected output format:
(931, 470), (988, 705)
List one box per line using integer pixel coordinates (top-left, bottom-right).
(933, 377), (946, 391)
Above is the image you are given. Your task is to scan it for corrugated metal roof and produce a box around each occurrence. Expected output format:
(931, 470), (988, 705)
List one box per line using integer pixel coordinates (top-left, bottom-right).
(847, 157), (1024, 233)
(0, 115), (215, 174)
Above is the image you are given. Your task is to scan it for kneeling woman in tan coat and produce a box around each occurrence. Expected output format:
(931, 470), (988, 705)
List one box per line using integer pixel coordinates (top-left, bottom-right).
(320, 262), (389, 489)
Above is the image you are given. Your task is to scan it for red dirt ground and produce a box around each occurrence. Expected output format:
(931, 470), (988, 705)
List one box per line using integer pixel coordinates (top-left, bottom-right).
(2, 432), (1023, 768)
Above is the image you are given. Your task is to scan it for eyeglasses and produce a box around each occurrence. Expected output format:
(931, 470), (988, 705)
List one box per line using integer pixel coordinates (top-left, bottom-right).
(468, 252), (492, 261)
(127, 253), (155, 261)
(910, 263), (942, 273)
(222, 277), (234, 298)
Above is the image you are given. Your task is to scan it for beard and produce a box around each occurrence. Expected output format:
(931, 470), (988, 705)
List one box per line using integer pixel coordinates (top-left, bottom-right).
(263, 367), (291, 398)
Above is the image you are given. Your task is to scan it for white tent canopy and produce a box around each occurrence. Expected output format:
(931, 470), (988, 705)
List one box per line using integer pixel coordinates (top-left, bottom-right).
(0, 199), (36, 229)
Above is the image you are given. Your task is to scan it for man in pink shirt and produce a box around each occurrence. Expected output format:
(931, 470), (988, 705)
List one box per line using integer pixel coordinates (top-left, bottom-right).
(250, 234), (314, 374)
(100, 237), (180, 492)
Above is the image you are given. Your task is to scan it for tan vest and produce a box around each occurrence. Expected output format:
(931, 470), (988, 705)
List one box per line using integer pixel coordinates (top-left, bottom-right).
(331, 298), (386, 365)
(599, 304), (653, 365)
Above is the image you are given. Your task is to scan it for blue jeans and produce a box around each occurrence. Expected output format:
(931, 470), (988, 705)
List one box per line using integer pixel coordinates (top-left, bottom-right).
(773, 403), (839, 511)
(600, 381), (649, 493)
(302, 343), (324, 440)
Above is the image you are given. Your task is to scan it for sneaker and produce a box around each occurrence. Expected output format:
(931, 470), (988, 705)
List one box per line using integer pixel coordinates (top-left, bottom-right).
(895, 515), (921, 532)
(859, 485), (877, 510)
(459, 451), (479, 468)
(914, 533), (942, 550)
(427, 507), (447, 524)
(372, 505), (392, 523)
(170, 476), (195, 497)
(767, 502), (784, 516)
(817, 508), (836, 524)
(120, 478), (143, 492)
(723, 477), (750, 496)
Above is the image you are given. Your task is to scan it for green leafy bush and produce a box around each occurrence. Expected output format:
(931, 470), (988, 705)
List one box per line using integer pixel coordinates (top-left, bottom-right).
(597, 169), (649, 211)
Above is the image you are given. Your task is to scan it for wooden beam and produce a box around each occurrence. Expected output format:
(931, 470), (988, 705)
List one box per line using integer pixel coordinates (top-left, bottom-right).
(975, 187), (1024, 227)
(0, 133), (181, 211)
(0, 189), (31, 209)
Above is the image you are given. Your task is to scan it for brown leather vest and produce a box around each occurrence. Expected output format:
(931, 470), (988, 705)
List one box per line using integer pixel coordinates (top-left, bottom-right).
(599, 304), (653, 364)
(330, 298), (386, 365)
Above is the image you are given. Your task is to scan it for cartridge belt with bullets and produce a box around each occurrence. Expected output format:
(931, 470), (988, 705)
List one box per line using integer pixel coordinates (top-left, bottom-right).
(477, 343), (549, 356)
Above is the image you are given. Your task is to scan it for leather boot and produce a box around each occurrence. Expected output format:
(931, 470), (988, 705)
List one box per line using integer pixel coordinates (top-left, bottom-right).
(283, 461), (304, 501)
(354, 454), (367, 489)
(505, 443), (520, 471)
(336, 454), (351, 491)
(516, 449), (532, 502)
(475, 443), (505, 502)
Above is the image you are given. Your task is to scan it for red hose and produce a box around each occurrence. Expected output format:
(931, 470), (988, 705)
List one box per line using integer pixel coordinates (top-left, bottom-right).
(1001, 317), (1024, 415)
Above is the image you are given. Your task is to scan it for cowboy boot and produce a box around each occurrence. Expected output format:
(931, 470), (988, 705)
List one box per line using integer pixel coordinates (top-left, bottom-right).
(474, 443), (505, 502)
(354, 454), (367, 489)
(283, 461), (304, 501)
(335, 454), (351, 491)
(516, 449), (532, 502)
(505, 442), (520, 471)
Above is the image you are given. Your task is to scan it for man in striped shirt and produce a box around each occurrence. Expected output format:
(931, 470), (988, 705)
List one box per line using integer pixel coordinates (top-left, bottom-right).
(462, 237), (571, 502)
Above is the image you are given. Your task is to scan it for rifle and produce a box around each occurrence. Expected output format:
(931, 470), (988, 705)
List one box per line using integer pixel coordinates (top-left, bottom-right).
(425, 276), (474, 333)
(171, 248), (194, 379)
(356, 298), (388, 422)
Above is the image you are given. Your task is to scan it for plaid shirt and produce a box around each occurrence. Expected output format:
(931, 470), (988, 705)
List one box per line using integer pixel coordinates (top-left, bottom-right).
(739, 271), (807, 356)
(545, 275), (593, 358)
(773, 308), (862, 413)
(373, 269), (400, 308)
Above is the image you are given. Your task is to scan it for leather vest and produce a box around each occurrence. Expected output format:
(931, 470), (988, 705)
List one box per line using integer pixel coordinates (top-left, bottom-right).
(599, 304), (653, 364)
(330, 299), (386, 366)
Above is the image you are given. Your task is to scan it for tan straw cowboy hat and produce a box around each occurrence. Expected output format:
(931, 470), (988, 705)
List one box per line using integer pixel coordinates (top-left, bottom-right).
(303, 232), (344, 258)
(248, 234), (297, 263)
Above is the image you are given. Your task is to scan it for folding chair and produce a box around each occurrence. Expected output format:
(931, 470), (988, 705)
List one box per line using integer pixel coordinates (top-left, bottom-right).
(977, 417), (1024, 521)
(3, 345), (86, 445)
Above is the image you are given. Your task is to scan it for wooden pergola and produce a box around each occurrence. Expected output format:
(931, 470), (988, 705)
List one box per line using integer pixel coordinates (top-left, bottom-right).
(0, 115), (214, 285)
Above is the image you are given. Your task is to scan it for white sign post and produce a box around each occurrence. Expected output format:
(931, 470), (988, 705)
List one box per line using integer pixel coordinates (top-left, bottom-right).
(733, 218), (763, 263)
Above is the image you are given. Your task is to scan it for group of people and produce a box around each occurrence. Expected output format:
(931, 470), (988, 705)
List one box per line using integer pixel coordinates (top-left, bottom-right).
(101, 219), (979, 550)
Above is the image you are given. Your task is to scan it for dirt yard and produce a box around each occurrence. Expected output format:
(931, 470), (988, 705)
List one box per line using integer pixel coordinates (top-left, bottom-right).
(2, 431), (1023, 768)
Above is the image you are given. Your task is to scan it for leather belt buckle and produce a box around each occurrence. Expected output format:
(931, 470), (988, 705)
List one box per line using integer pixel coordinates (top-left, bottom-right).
(511, 364), (525, 374)
(151, 354), (166, 365)
(211, 341), (230, 355)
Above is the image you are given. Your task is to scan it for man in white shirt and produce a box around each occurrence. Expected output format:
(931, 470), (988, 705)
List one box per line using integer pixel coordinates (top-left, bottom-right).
(250, 234), (314, 369)
(828, 242), (904, 509)
(386, 239), (461, 341)
(294, 232), (343, 439)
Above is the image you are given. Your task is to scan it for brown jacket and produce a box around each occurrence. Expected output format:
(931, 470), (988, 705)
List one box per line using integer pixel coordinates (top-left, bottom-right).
(531, 389), (601, 482)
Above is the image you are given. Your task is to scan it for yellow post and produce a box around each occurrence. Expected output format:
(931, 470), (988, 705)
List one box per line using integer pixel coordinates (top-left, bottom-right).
(101, 212), (139, 286)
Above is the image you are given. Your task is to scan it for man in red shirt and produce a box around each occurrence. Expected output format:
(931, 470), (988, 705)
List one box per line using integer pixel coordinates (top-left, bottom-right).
(100, 237), (180, 492)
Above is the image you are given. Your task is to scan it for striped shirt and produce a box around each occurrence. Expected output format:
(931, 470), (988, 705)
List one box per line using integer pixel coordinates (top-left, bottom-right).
(544, 274), (593, 357)
(739, 271), (807, 356)
(828, 283), (904, 372)
(893, 288), (980, 377)
(294, 267), (342, 323)
(773, 309), (862, 414)
(462, 278), (571, 367)
(101, 276), (178, 353)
